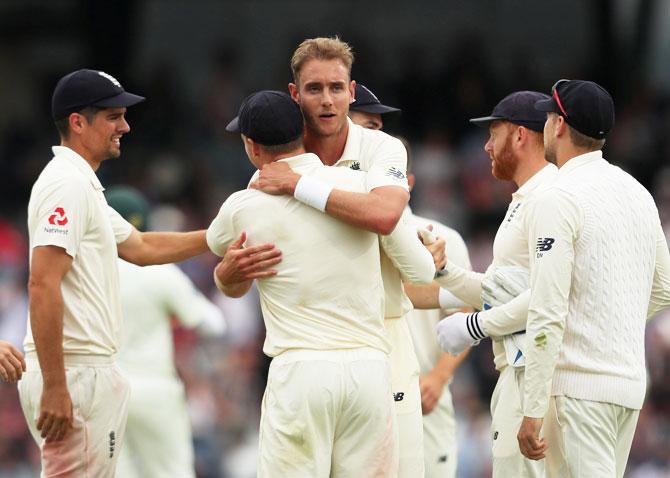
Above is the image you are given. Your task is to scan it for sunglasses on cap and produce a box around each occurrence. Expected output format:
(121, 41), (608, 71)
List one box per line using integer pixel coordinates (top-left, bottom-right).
(552, 79), (570, 117)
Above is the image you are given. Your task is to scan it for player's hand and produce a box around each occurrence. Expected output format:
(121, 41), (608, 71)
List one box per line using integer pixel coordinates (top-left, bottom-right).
(215, 232), (282, 284)
(419, 372), (445, 415)
(418, 226), (447, 272)
(518, 416), (547, 460)
(250, 162), (301, 196)
(437, 311), (487, 355)
(37, 384), (73, 442)
(0, 340), (26, 383)
(481, 266), (530, 307)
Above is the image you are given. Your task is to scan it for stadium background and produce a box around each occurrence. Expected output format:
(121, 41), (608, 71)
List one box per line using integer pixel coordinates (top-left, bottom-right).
(0, 1), (669, 476)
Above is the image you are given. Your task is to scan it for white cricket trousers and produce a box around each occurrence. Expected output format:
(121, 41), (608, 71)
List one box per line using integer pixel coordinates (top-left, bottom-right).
(115, 375), (195, 478)
(258, 347), (398, 478)
(543, 395), (640, 478)
(490, 365), (544, 477)
(19, 353), (130, 478)
(422, 387), (457, 478)
(385, 315), (425, 478)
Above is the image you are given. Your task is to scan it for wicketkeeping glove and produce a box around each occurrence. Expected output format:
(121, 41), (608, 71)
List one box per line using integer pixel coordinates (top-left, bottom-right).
(437, 311), (487, 355)
(481, 266), (530, 308)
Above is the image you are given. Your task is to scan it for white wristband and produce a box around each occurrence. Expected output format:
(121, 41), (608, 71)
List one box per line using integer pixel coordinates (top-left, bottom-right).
(439, 287), (468, 310)
(293, 175), (333, 213)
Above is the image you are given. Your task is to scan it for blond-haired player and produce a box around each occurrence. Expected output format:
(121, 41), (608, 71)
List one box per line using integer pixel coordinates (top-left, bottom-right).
(251, 37), (446, 476)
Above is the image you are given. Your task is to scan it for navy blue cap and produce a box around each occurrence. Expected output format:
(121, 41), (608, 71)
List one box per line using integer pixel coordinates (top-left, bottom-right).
(470, 91), (550, 132)
(350, 84), (401, 115)
(535, 79), (614, 139)
(226, 90), (303, 146)
(52, 69), (145, 120)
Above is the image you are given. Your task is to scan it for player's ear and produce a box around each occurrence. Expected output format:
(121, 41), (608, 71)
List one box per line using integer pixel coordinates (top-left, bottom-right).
(69, 112), (85, 134)
(288, 83), (299, 102)
(555, 114), (568, 138)
(349, 79), (356, 103)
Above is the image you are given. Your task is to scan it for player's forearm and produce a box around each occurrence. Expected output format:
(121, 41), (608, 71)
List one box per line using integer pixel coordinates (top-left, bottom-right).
(435, 261), (485, 309)
(28, 281), (66, 388)
(132, 231), (208, 266)
(433, 349), (470, 384)
(381, 222), (435, 284)
(482, 289), (530, 337)
(325, 188), (408, 235)
(404, 282), (440, 309)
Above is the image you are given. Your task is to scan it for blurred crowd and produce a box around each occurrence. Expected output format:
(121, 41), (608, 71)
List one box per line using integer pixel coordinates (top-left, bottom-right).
(1, 41), (669, 478)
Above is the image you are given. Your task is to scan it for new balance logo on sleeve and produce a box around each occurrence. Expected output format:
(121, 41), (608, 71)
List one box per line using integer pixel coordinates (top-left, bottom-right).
(385, 167), (406, 180)
(393, 392), (405, 402)
(536, 237), (555, 257)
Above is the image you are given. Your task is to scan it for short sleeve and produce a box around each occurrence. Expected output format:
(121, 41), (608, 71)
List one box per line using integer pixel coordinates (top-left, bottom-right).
(364, 136), (409, 192)
(107, 206), (134, 244)
(31, 178), (89, 258)
(207, 198), (238, 257)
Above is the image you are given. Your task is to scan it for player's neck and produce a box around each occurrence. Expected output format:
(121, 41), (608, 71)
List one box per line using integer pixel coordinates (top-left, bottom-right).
(60, 140), (102, 172)
(303, 122), (349, 166)
(513, 152), (547, 188)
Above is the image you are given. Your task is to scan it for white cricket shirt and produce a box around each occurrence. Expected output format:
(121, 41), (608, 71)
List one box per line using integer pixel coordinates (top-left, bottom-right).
(116, 260), (225, 377)
(523, 151), (670, 417)
(208, 153), (432, 357)
(436, 164), (558, 370)
(25, 146), (133, 356)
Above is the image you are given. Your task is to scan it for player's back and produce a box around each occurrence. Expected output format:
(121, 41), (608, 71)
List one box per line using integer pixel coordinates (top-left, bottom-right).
(208, 153), (388, 357)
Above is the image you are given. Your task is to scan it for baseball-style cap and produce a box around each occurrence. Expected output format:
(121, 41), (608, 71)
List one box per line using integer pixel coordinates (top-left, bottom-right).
(226, 90), (303, 146)
(470, 91), (550, 132)
(534, 79), (614, 139)
(105, 186), (150, 232)
(52, 69), (145, 120)
(350, 84), (401, 115)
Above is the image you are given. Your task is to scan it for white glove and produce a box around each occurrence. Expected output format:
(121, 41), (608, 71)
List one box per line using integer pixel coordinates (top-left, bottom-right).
(437, 311), (487, 355)
(481, 266), (530, 308)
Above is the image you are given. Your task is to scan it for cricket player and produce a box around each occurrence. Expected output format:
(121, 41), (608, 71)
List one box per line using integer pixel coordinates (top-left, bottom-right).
(210, 90), (436, 477)
(251, 37), (443, 476)
(19, 69), (210, 477)
(434, 91), (556, 477)
(105, 186), (226, 478)
(517, 79), (670, 477)
(348, 85), (471, 477)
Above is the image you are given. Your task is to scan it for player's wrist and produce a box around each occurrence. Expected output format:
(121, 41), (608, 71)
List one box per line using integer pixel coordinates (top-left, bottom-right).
(438, 288), (467, 309)
(293, 175), (333, 212)
(465, 311), (488, 341)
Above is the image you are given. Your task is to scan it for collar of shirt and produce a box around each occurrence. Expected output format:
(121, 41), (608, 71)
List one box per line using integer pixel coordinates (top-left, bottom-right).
(333, 117), (362, 166)
(558, 150), (604, 177)
(52, 146), (105, 191)
(512, 163), (558, 200)
(277, 152), (323, 172)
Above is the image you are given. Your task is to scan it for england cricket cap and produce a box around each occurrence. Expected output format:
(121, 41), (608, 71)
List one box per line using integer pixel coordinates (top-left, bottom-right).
(469, 91), (549, 132)
(226, 90), (303, 146)
(105, 186), (150, 232)
(350, 84), (401, 115)
(52, 69), (145, 120)
(534, 79), (614, 139)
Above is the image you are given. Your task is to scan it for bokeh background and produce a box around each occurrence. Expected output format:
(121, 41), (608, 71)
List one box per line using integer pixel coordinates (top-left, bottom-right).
(1, 1), (669, 476)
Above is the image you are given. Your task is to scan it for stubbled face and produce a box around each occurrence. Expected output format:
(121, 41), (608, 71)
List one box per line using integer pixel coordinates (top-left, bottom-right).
(290, 59), (355, 138)
(80, 107), (130, 162)
(349, 111), (383, 130)
(484, 121), (518, 181)
(543, 113), (558, 165)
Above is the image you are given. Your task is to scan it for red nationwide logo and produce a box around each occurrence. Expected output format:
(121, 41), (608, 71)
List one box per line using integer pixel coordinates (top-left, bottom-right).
(48, 207), (68, 226)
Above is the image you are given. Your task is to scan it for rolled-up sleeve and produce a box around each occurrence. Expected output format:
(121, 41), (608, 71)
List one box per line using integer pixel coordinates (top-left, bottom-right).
(523, 189), (582, 418)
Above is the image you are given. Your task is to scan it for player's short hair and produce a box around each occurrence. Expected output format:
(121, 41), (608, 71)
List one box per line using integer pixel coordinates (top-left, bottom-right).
(528, 129), (544, 149)
(291, 36), (354, 84)
(54, 106), (104, 139)
(259, 135), (304, 155)
(567, 124), (605, 150)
